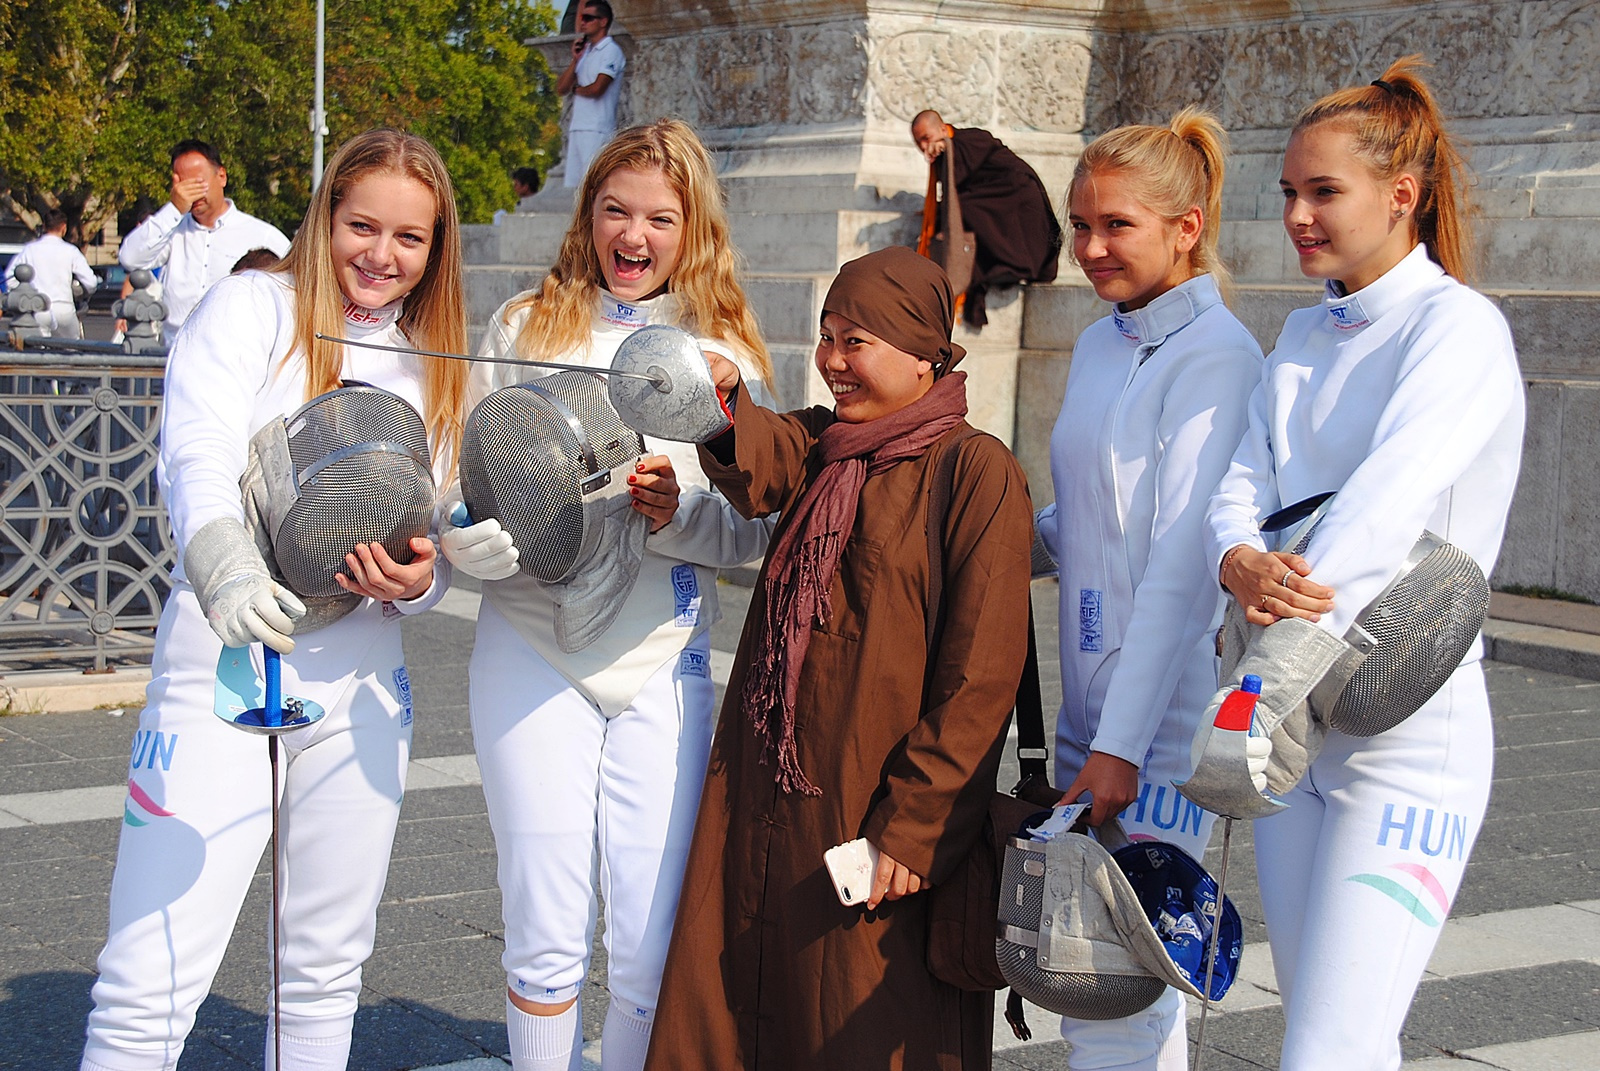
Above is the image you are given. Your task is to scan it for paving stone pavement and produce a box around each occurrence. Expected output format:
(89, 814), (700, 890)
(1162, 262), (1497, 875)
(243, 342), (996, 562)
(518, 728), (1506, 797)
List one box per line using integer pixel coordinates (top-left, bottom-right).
(1, 578), (1597, 1070)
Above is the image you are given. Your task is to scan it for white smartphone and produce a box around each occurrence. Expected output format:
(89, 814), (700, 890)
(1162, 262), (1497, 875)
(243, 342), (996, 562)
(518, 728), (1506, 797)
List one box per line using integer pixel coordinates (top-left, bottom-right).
(823, 837), (881, 907)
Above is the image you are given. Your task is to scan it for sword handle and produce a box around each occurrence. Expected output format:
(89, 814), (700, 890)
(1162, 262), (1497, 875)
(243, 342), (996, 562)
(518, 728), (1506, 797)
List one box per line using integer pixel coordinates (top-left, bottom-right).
(449, 502), (473, 528)
(263, 647), (282, 728)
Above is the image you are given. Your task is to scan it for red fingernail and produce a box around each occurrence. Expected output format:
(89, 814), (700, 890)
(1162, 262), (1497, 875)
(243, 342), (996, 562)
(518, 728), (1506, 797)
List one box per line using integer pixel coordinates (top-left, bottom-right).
(628, 475), (637, 484)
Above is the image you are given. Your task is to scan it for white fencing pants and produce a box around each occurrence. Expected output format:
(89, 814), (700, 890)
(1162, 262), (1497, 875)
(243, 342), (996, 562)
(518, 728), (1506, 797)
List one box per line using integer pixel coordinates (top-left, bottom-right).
(1055, 692), (1219, 1071)
(469, 597), (715, 1019)
(1254, 663), (1493, 1071)
(82, 589), (413, 1071)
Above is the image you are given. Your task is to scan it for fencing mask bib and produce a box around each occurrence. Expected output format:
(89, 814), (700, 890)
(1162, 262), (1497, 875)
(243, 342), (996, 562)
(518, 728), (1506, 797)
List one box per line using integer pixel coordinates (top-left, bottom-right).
(458, 370), (649, 652)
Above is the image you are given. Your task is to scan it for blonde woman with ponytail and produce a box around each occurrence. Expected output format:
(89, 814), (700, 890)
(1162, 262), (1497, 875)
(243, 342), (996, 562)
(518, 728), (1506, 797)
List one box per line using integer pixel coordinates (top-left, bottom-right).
(82, 129), (469, 1071)
(1033, 106), (1262, 1069)
(1206, 58), (1522, 1070)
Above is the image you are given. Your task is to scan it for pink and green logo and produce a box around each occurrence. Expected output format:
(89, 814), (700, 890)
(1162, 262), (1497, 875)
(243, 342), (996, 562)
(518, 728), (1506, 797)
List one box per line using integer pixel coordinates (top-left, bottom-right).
(1346, 863), (1451, 927)
(123, 778), (177, 827)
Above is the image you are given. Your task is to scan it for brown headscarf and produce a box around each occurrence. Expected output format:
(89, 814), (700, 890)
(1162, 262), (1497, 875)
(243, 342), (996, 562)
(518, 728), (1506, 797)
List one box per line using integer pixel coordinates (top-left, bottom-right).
(822, 245), (967, 376)
(743, 246), (971, 794)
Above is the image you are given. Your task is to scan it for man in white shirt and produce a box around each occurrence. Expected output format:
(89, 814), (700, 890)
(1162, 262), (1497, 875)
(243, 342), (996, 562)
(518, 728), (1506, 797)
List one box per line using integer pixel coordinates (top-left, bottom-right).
(557, 1), (626, 187)
(5, 209), (97, 340)
(119, 139), (291, 338)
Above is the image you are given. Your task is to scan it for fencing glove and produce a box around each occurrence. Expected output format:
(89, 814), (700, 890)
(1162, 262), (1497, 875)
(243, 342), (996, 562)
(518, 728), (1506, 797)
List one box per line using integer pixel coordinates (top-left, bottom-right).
(440, 492), (520, 581)
(185, 517), (306, 654)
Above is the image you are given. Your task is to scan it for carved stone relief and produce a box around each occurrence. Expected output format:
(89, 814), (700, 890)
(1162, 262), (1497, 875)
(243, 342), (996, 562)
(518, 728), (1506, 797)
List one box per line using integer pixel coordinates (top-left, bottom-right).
(996, 32), (1094, 134)
(871, 29), (999, 126)
(627, 24), (867, 130)
(1092, 0), (1599, 135)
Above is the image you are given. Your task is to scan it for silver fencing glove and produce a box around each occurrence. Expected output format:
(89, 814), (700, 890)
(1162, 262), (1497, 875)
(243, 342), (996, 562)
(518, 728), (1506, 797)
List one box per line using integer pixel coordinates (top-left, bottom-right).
(440, 495), (520, 581)
(185, 517), (307, 654)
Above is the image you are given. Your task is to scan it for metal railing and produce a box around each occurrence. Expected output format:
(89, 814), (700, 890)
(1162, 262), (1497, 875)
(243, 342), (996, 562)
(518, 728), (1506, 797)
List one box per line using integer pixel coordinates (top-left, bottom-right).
(1, 343), (172, 672)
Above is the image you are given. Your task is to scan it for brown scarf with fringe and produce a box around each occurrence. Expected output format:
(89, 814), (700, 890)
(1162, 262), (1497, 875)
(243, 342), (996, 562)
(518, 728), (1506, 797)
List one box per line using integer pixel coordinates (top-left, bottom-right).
(743, 371), (969, 795)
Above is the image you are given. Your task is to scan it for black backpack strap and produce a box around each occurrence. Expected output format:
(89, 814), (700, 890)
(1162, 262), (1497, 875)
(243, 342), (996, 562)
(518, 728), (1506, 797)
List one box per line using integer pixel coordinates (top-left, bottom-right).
(923, 427), (1051, 796)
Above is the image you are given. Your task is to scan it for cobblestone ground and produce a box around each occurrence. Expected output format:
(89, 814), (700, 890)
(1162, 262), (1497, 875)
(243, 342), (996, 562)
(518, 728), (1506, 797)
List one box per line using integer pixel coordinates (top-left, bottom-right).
(1, 578), (1596, 1069)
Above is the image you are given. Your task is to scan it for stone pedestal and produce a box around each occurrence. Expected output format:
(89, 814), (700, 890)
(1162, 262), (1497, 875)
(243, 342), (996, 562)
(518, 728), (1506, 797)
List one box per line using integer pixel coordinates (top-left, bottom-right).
(462, 0), (1600, 596)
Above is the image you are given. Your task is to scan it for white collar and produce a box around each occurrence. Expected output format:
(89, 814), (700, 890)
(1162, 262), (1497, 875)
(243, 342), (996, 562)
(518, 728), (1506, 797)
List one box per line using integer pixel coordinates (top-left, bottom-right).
(1110, 274), (1221, 347)
(342, 296), (404, 335)
(1322, 244), (1443, 333)
(190, 199), (238, 231)
(597, 288), (677, 329)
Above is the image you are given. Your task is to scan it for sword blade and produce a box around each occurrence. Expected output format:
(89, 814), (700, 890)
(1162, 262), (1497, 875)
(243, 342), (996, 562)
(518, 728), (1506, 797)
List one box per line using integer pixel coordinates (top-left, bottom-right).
(1193, 815), (1233, 1071)
(313, 333), (664, 384)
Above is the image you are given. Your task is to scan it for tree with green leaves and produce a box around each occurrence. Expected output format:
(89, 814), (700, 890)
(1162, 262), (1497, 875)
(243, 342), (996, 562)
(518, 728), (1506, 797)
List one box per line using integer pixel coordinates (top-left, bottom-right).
(0, 0), (563, 243)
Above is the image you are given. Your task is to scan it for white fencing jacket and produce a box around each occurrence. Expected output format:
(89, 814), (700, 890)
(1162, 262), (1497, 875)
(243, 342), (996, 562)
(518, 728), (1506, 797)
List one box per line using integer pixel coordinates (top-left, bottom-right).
(1038, 274), (1262, 767)
(471, 290), (774, 715)
(1206, 244), (1524, 656)
(160, 271), (450, 706)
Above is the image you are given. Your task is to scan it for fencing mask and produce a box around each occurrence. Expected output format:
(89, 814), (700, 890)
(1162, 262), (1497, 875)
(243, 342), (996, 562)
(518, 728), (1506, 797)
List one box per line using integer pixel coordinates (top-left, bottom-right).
(1269, 492), (1490, 737)
(458, 371), (649, 652)
(997, 809), (1242, 1019)
(240, 383), (436, 632)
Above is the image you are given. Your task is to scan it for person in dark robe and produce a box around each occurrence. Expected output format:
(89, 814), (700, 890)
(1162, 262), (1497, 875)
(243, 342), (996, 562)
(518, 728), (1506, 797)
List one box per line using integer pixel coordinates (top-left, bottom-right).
(643, 245), (1035, 1071)
(912, 109), (1063, 328)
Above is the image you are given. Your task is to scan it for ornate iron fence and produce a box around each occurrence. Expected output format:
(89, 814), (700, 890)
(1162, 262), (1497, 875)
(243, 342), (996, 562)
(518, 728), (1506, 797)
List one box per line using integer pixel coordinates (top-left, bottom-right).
(0, 348), (172, 672)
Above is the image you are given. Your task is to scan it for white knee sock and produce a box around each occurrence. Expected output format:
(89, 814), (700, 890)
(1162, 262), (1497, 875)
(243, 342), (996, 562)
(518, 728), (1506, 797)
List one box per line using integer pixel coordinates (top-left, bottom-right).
(600, 1000), (653, 1071)
(1155, 994), (1189, 1070)
(266, 1029), (352, 1071)
(507, 996), (582, 1071)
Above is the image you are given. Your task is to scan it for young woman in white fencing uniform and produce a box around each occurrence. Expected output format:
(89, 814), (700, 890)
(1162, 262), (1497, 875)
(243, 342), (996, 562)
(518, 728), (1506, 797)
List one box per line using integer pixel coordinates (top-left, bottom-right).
(1206, 58), (1523, 1071)
(1033, 109), (1263, 1071)
(439, 118), (775, 1071)
(81, 130), (471, 1071)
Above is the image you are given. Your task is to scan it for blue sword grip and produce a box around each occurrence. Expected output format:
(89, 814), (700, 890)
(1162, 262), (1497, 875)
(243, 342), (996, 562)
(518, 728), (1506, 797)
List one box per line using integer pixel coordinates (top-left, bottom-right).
(263, 647), (282, 728)
(449, 502), (472, 528)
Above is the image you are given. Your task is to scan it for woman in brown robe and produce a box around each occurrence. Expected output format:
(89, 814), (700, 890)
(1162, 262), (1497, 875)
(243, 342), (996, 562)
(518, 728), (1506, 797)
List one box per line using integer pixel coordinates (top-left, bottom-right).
(644, 245), (1034, 1070)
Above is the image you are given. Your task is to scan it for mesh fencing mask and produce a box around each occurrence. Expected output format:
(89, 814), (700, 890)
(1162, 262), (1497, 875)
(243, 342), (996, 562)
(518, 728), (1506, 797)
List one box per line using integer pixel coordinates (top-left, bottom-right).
(240, 383), (436, 632)
(458, 371), (648, 652)
(997, 811), (1241, 1019)
(1269, 493), (1490, 736)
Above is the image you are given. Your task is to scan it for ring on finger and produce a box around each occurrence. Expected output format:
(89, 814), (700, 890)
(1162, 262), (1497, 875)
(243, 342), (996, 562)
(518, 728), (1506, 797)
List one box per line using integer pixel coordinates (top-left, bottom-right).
(1260, 593), (1270, 609)
(1281, 570), (1294, 589)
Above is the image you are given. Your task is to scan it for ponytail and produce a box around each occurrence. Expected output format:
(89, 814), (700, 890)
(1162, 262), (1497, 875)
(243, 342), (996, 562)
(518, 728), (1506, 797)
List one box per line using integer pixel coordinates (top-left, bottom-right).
(1291, 55), (1474, 282)
(1067, 106), (1232, 293)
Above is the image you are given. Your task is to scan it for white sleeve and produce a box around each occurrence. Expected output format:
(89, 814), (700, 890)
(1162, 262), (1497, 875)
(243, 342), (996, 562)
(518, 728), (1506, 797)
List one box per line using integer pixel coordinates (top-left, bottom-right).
(1296, 297), (1520, 635)
(1034, 503), (1061, 562)
(1091, 342), (1261, 766)
(393, 552), (452, 614)
(71, 248), (98, 294)
(1204, 370), (1278, 573)
(646, 342), (776, 568)
(158, 275), (283, 556)
(119, 204), (183, 271)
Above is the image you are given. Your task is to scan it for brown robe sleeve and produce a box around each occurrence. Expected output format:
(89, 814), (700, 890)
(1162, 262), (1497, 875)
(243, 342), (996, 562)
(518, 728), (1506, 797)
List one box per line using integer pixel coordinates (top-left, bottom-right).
(697, 380), (835, 518)
(862, 434), (1034, 885)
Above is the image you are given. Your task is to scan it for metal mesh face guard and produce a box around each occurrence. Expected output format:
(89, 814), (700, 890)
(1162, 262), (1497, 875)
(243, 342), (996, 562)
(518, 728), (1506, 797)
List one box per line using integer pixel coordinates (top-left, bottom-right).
(1309, 532), (1489, 736)
(242, 385), (435, 627)
(997, 835), (1168, 1020)
(1273, 498), (1490, 737)
(459, 372), (645, 584)
(996, 818), (1240, 1019)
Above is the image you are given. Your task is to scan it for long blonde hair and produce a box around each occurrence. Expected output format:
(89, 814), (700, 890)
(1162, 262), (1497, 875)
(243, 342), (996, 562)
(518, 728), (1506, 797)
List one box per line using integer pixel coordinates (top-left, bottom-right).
(1291, 55), (1474, 282)
(271, 129), (468, 466)
(1068, 106), (1232, 292)
(504, 119), (771, 381)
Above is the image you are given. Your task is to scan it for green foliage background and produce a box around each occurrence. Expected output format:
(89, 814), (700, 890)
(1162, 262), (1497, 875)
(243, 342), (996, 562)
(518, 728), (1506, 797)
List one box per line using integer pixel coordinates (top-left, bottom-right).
(0, 0), (563, 239)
